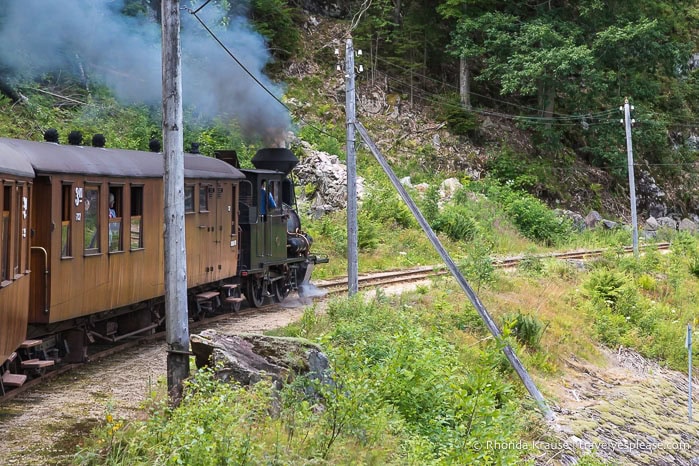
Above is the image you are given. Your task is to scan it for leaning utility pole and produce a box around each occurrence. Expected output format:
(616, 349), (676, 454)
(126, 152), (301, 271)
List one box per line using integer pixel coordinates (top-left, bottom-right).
(356, 120), (554, 421)
(345, 37), (358, 296)
(161, 0), (189, 403)
(622, 98), (639, 257)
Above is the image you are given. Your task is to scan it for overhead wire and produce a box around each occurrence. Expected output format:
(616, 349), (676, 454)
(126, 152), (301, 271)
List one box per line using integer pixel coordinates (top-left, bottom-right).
(185, 6), (337, 141)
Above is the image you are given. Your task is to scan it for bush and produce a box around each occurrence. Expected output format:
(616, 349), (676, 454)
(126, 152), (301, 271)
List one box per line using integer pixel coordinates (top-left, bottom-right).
(432, 205), (477, 242)
(502, 312), (548, 350)
(505, 196), (572, 246)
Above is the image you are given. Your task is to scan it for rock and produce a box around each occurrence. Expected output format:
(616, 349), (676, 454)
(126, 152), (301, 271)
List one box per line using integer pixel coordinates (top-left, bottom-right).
(190, 330), (332, 388)
(414, 183), (429, 194)
(657, 217), (677, 229)
(556, 209), (586, 231)
(601, 219), (618, 229)
(293, 144), (365, 216)
(679, 218), (698, 233)
(439, 177), (462, 201)
(636, 170), (667, 218)
(585, 210), (602, 229)
(645, 217), (660, 231)
(400, 176), (413, 188)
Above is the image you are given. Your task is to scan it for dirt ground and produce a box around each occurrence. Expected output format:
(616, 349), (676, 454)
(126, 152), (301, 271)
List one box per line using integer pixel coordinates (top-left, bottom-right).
(1, 283), (699, 465)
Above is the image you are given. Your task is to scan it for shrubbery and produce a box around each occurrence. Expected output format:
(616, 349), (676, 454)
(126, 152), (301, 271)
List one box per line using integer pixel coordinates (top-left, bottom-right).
(76, 295), (528, 465)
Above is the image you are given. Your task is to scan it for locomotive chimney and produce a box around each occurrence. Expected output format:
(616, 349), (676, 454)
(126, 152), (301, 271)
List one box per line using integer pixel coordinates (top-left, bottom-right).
(251, 148), (298, 175)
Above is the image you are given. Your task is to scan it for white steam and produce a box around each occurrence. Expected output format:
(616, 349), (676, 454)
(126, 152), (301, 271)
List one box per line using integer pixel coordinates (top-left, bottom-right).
(0, 0), (290, 138)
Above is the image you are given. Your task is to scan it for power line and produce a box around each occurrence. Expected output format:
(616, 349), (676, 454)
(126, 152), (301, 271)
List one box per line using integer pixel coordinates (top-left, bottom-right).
(185, 6), (337, 141)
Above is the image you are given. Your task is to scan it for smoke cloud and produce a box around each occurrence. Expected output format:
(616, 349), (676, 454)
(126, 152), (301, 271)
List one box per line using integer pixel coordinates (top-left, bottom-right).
(0, 0), (290, 140)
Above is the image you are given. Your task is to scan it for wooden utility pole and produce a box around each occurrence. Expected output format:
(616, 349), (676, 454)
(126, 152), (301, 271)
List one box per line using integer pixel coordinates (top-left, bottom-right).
(345, 38), (358, 296)
(161, 0), (189, 403)
(622, 98), (639, 258)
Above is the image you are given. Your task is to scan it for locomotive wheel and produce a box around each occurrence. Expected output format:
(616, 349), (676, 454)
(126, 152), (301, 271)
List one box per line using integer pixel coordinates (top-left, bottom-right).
(245, 278), (265, 308)
(273, 279), (290, 303)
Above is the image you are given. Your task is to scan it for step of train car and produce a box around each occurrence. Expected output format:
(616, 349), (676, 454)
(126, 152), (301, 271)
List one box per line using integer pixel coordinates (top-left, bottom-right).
(194, 291), (222, 317)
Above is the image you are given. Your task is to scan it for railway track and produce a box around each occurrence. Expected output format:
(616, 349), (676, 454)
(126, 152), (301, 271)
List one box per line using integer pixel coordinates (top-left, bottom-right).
(0, 241), (672, 402)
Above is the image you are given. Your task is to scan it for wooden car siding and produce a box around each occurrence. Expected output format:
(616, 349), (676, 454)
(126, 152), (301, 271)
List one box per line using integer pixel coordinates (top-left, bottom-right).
(36, 176), (239, 324)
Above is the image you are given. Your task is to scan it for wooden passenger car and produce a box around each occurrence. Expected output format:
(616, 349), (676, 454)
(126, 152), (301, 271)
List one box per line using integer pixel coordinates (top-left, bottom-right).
(0, 138), (244, 362)
(0, 144), (35, 365)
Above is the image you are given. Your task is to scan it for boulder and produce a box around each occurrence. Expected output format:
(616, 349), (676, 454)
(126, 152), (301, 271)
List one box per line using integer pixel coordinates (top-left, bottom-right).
(439, 177), (462, 201)
(190, 329), (332, 388)
(645, 217), (660, 231)
(556, 209), (586, 231)
(679, 218), (698, 233)
(294, 143), (365, 215)
(585, 210), (602, 229)
(657, 217), (677, 229)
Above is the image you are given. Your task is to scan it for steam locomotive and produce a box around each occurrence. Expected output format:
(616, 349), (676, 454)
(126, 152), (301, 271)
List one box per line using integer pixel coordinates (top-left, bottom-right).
(0, 137), (326, 393)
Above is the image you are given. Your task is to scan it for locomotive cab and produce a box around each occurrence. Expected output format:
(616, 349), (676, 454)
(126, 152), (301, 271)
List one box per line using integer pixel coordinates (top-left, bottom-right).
(224, 148), (327, 308)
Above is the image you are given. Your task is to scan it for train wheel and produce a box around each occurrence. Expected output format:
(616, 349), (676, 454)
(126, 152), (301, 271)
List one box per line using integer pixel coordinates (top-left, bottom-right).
(273, 279), (290, 303)
(245, 278), (265, 308)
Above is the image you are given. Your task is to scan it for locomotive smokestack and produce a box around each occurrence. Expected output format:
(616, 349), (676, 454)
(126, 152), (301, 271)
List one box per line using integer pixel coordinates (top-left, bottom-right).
(251, 148), (298, 175)
(190, 142), (200, 154)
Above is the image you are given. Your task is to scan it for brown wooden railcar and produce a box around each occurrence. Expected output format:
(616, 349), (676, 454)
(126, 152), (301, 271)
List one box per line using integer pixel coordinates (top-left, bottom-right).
(0, 145), (34, 365)
(0, 138), (244, 362)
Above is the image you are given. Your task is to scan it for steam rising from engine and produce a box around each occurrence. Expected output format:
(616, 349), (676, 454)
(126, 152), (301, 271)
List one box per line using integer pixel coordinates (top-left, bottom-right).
(0, 0), (290, 139)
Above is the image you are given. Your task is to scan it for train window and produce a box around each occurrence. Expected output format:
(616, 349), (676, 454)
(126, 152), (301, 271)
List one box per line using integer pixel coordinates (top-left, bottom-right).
(1, 185), (10, 281)
(13, 184), (22, 276)
(199, 184), (210, 212)
(130, 185), (143, 250)
(84, 186), (100, 254)
(184, 185), (195, 213)
(269, 180), (280, 211)
(108, 186), (123, 253)
(61, 184), (72, 258)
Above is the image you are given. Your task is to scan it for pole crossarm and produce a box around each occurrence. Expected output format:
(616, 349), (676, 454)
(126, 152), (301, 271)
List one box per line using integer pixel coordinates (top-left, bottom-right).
(355, 120), (554, 420)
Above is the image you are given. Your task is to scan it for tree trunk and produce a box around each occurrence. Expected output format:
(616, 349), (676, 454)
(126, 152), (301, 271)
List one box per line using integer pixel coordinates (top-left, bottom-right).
(459, 57), (471, 110)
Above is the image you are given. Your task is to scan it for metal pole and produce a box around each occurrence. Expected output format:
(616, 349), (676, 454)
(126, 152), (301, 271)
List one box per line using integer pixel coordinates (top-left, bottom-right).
(345, 38), (358, 296)
(162, 0), (189, 404)
(355, 120), (554, 420)
(689, 324), (693, 422)
(623, 98), (639, 257)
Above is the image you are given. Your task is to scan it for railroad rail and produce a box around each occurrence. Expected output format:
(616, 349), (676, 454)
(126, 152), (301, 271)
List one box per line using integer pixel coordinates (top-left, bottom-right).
(0, 241), (672, 401)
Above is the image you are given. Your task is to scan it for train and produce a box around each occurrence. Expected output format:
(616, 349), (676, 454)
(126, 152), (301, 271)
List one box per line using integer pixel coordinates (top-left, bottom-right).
(0, 136), (327, 394)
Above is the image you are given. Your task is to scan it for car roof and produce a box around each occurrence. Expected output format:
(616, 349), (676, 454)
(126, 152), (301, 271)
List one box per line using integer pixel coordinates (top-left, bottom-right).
(0, 138), (246, 180)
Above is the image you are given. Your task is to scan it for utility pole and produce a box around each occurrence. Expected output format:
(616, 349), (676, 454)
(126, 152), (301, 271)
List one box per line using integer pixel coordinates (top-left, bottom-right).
(688, 323), (693, 423)
(345, 38), (358, 296)
(161, 0), (189, 404)
(355, 120), (553, 420)
(622, 98), (639, 257)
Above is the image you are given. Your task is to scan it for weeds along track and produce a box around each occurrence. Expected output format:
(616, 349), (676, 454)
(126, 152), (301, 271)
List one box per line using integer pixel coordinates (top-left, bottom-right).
(0, 242), (671, 402)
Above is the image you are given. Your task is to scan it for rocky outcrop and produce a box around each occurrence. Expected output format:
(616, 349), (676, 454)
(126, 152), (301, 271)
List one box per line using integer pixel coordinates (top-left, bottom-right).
(190, 329), (332, 388)
(293, 142), (365, 218)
